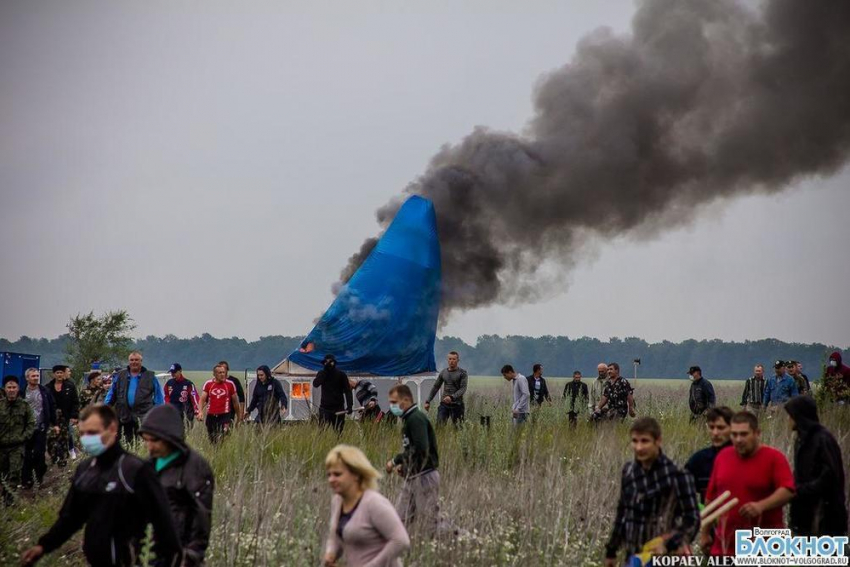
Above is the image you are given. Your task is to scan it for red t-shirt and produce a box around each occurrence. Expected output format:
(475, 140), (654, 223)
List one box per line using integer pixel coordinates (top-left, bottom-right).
(706, 445), (796, 556)
(203, 379), (237, 416)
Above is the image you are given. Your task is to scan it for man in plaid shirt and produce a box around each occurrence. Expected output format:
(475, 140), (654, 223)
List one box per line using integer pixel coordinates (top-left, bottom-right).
(605, 417), (701, 566)
(740, 364), (766, 411)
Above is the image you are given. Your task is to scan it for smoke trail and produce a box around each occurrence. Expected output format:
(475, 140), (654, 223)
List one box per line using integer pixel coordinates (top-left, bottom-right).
(342, 0), (850, 317)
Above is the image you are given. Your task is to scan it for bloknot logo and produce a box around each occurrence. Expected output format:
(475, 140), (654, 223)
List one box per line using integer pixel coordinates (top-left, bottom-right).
(734, 528), (849, 565)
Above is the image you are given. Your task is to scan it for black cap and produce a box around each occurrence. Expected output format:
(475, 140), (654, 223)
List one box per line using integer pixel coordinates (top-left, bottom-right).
(3, 375), (19, 387)
(169, 363), (182, 373)
(785, 360), (798, 367)
(688, 366), (701, 375)
(774, 360), (785, 368)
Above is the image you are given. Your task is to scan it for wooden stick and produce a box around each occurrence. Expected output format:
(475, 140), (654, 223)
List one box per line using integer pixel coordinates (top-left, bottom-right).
(701, 490), (732, 519)
(702, 497), (739, 526)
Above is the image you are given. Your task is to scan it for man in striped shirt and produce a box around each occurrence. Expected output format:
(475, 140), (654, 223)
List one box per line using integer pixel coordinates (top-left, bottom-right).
(740, 364), (766, 411)
(605, 417), (701, 566)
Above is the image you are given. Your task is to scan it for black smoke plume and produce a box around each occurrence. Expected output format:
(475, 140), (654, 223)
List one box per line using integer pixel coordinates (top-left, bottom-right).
(342, 0), (850, 318)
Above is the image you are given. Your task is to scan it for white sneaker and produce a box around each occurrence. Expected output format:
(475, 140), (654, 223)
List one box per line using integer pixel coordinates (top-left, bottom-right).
(69, 448), (78, 460)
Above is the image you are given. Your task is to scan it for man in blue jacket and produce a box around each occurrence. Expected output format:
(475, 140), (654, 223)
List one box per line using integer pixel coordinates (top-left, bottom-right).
(763, 360), (799, 409)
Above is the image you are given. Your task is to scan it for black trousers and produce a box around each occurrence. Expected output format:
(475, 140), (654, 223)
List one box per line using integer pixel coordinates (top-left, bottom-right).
(205, 414), (232, 443)
(436, 402), (465, 426)
(23, 428), (48, 487)
(119, 419), (139, 445)
(178, 409), (195, 429)
(318, 408), (345, 434)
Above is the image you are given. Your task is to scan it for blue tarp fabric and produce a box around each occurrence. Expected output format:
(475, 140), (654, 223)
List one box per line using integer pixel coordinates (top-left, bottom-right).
(288, 196), (441, 375)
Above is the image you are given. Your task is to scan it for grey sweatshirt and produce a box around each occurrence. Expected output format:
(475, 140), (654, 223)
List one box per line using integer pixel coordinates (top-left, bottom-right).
(512, 373), (530, 414)
(426, 367), (469, 405)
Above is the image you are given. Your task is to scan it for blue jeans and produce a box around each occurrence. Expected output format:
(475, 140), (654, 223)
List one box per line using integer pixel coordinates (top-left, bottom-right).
(513, 412), (528, 425)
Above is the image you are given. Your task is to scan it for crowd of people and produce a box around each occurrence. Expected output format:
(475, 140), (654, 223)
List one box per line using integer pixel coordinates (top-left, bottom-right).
(1, 349), (849, 565)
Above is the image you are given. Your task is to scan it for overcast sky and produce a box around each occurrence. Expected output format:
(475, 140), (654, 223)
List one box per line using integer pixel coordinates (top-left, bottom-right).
(2, 0), (848, 347)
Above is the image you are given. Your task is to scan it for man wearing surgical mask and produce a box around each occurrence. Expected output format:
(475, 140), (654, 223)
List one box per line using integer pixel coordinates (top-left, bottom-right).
(21, 404), (181, 567)
(386, 384), (440, 537)
(822, 351), (850, 403)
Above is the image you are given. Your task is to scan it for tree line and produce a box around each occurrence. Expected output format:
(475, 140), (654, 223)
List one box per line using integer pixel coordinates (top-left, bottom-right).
(2, 332), (845, 379)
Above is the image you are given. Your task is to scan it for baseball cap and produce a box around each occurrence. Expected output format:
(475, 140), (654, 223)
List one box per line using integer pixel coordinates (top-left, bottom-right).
(688, 366), (701, 375)
(774, 360), (785, 369)
(169, 363), (182, 373)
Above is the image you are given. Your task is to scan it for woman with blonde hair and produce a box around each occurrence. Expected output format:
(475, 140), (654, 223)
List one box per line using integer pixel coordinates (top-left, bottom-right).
(323, 444), (410, 567)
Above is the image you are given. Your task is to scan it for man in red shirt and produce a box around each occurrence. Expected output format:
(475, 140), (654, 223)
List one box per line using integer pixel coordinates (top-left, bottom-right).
(199, 364), (242, 443)
(703, 411), (795, 556)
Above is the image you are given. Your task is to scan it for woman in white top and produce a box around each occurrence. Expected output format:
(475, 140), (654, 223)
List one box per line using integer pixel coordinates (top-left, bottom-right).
(323, 444), (410, 567)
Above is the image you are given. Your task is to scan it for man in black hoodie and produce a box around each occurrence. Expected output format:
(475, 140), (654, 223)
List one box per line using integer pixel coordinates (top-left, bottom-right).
(312, 354), (353, 433)
(22, 404), (181, 567)
(784, 396), (848, 536)
(140, 405), (215, 566)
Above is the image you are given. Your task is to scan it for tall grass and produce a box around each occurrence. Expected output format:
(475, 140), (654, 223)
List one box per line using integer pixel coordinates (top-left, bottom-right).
(3, 383), (849, 566)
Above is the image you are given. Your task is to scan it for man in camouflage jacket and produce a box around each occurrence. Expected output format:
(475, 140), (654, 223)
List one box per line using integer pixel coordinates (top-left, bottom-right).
(1, 376), (36, 504)
(79, 372), (108, 408)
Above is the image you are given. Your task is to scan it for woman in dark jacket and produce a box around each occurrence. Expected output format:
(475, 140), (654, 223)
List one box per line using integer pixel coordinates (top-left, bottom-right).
(784, 396), (848, 536)
(247, 365), (288, 424)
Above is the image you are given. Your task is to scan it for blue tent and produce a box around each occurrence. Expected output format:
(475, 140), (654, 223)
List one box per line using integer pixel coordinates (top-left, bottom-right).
(288, 195), (441, 375)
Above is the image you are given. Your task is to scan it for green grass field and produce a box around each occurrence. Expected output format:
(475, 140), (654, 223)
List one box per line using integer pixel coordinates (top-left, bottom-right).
(172, 370), (722, 391)
(2, 380), (836, 566)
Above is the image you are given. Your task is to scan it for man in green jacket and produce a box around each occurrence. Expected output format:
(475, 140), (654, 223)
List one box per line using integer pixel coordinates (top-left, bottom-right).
(1, 375), (36, 504)
(386, 383), (440, 537)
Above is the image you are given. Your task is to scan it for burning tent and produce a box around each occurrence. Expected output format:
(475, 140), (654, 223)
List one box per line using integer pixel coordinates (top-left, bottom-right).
(269, 195), (441, 420)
